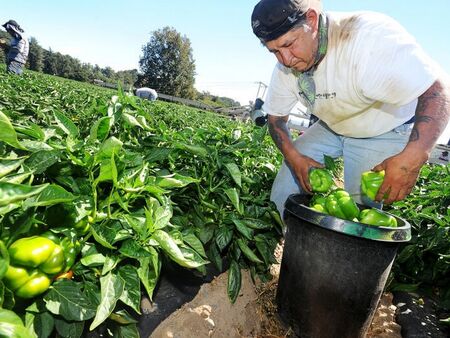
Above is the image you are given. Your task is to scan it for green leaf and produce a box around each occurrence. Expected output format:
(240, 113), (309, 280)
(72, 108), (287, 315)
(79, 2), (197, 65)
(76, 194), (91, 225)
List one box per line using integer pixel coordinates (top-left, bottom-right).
(255, 240), (276, 266)
(91, 221), (131, 249)
(89, 272), (125, 331)
(14, 122), (45, 141)
(95, 156), (118, 185)
(175, 142), (208, 157)
(23, 184), (76, 208)
(215, 226), (233, 252)
(145, 147), (171, 163)
(24, 149), (61, 174)
(156, 173), (199, 189)
(237, 238), (263, 264)
(183, 232), (207, 258)
(80, 253), (106, 267)
(95, 136), (123, 162)
(118, 265), (141, 314)
(1, 171), (32, 184)
(122, 112), (150, 130)
(89, 116), (112, 142)
(152, 230), (206, 268)
(224, 188), (242, 214)
(0, 110), (25, 149)
(224, 162), (242, 187)
(109, 309), (138, 325)
(102, 255), (122, 275)
(90, 222), (119, 250)
(240, 218), (272, 230)
(44, 280), (97, 321)
(232, 219), (254, 241)
(137, 249), (160, 301)
(119, 239), (154, 259)
(115, 323), (140, 338)
(0, 308), (37, 338)
(54, 111), (79, 137)
(208, 243), (223, 272)
(0, 158), (25, 179)
(0, 182), (48, 207)
(25, 310), (54, 338)
(227, 260), (241, 304)
(0, 240), (9, 280)
(54, 318), (84, 338)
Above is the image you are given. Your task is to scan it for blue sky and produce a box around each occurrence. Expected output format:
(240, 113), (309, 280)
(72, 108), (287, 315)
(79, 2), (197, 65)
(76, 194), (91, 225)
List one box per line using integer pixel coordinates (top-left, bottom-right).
(2, 0), (450, 142)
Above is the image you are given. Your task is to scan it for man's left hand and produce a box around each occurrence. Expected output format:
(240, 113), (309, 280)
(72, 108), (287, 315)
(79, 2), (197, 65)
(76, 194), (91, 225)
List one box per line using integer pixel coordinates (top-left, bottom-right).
(372, 150), (427, 204)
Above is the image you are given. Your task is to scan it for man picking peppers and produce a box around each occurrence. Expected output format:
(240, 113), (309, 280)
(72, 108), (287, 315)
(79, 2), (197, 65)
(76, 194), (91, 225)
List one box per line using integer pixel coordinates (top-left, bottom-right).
(251, 0), (450, 216)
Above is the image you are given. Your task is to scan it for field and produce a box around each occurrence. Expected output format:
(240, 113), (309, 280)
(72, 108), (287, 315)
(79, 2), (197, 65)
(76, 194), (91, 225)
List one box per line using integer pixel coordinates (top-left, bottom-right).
(0, 69), (449, 337)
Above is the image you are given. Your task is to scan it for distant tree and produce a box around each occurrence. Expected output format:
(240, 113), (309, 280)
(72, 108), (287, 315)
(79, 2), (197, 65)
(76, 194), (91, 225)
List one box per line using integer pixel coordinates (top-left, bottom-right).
(0, 31), (9, 64)
(27, 37), (44, 72)
(116, 69), (138, 90)
(102, 66), (115, 80)
(43, 49), (58, 75)
(139, 26), (196, 99)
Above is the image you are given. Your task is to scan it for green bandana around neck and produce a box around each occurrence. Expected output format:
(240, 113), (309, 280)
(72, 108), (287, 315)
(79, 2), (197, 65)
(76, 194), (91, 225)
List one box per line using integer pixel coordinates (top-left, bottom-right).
(294, 13), (328, 113)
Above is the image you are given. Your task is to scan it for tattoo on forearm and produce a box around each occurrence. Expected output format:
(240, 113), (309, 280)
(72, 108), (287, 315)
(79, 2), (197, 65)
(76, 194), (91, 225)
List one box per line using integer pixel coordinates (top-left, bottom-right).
(268, 117), (290, 150)
(409, 116), (433, 141)
(409, 129), (419, 141)
(409, 80), (448, 143)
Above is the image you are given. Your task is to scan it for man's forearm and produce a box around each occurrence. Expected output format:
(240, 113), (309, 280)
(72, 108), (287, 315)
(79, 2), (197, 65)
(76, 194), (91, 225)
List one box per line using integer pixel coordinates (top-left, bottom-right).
(404, 79), (450, 159)
(268, 115), (298, 161)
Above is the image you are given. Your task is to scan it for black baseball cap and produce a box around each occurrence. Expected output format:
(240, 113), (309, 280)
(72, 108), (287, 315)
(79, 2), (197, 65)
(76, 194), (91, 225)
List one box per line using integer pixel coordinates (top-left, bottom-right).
(2, 20), (19, 29)
(251, 0), (306, 42)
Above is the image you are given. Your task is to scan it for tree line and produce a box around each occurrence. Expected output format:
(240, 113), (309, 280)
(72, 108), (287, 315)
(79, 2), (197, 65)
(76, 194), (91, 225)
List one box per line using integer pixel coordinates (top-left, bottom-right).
(0, 27), (240, 107)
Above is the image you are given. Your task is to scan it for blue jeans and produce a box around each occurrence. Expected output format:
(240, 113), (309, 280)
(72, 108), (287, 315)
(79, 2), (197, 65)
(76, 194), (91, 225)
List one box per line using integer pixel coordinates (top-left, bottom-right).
(270, 120), (413, 215)
(7, 60), (24, 75)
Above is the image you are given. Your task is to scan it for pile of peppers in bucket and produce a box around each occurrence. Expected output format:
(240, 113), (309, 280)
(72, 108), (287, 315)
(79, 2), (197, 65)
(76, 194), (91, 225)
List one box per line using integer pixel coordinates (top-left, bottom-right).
(308, 168), (397, 227)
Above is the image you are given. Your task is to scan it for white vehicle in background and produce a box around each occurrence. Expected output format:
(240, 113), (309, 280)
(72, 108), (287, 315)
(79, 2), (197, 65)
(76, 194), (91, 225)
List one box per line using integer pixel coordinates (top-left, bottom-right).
(136, 87), (158, 101)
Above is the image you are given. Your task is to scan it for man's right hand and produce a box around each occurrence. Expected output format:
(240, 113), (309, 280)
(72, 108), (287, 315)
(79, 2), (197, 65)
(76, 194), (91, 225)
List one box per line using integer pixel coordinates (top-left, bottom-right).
(285, 152), (324, 194)
(267, 114), (323, 193)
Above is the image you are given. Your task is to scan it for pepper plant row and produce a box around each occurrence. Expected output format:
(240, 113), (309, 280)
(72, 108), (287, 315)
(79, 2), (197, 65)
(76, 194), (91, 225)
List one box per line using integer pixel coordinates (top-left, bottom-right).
(0, 70), (282, 337)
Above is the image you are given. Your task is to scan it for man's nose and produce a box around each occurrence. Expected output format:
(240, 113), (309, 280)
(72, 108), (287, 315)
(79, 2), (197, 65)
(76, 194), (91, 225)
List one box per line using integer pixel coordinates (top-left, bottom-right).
(278, 49), (293, 67)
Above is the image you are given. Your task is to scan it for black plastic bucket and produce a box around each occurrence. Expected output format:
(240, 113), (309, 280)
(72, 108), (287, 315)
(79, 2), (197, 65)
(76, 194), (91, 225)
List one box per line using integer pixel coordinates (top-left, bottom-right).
(276, 194), (411, 338)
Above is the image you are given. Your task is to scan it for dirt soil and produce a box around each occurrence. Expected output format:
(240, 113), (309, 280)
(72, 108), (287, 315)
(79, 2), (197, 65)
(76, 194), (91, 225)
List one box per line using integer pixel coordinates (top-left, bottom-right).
(150, 243), (402, 338)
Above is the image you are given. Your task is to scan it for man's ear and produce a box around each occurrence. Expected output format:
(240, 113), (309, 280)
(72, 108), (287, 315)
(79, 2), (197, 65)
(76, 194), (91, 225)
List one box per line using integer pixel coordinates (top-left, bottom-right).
(305, 9), (319, 33)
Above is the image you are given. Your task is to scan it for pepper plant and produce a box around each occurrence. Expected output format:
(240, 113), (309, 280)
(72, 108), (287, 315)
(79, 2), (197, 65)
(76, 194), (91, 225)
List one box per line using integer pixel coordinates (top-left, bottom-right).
(0, 70), (283, 336)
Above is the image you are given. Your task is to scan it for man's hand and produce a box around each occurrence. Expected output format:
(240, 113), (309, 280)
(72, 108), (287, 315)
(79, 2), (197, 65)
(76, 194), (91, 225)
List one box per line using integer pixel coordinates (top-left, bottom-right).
(375, 78), (450, 204)
(0, 38), (7, 46)
(267, 114), (323, 193)
(285, 152), (324, 194)
(372, 149), (426, 204)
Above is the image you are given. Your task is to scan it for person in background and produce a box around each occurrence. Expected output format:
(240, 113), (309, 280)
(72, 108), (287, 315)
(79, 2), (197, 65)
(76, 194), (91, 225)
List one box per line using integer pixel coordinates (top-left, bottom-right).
(0, 20), (29, 75)
(251, 0), (450, 216)
(135, 87), (158, 101)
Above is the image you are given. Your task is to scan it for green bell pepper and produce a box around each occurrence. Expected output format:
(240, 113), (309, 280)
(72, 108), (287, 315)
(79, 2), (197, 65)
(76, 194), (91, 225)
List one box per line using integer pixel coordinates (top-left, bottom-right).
(60, 237), (78, 272)
(3, 265), (51, 299)
(310, 196), (328, 214)
(361, 170), (385, 200)
(4, 235), (66, 299)
(8, 236), (65, 275)
(359, 208), (397, 227)
(41, 232), (79, 272)
(325, 189), (360, 221)
(309, 168), (334, 193)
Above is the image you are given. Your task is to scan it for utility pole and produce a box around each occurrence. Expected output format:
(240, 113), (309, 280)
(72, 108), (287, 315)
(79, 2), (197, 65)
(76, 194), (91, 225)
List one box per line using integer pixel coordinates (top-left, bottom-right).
(255, 81), (268, 100)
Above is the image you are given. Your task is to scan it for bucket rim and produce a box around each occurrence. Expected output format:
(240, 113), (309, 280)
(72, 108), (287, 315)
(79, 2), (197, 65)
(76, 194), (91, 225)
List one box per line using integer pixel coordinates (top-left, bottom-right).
(284, 194), (412, 243)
